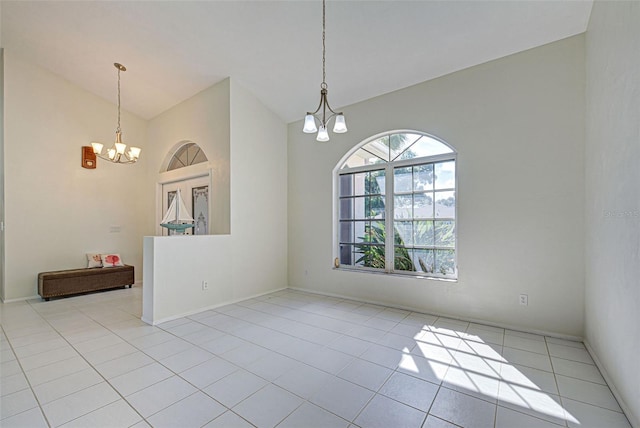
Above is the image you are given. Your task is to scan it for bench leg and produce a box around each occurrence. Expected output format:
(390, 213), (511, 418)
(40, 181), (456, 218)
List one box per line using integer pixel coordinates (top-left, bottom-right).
(45, 298), (50, 301)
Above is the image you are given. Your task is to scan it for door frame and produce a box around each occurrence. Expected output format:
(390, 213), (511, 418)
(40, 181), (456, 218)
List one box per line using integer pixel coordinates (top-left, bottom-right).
(156, 164), (213, 236)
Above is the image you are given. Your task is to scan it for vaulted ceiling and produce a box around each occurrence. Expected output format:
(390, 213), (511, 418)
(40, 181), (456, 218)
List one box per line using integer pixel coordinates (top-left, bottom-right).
(1, 1), (593, 123)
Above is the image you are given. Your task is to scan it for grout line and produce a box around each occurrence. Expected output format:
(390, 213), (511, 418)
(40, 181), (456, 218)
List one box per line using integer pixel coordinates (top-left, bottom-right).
(22, 293), (148, 427)
(2, 287), (630, 428)
(2, 321), (55, 427)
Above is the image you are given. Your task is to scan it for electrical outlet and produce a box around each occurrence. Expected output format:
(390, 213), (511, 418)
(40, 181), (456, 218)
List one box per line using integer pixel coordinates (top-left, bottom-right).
(202, 280), (208, 291)
(519, 294), (528, 306)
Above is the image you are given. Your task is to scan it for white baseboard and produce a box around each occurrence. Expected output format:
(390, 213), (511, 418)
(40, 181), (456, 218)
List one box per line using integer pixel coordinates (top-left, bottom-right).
(1, 295), (40, 303)
(141, 287), (288, 326)
(584, 340), (638, 428)
(287, 286), (583, 342)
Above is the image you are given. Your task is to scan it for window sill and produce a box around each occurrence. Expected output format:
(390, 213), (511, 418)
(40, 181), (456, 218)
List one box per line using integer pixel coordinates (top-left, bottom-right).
(333, 266), (458, 283)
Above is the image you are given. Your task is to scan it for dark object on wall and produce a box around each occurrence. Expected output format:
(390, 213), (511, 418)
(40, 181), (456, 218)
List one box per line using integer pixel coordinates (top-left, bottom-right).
(82, 146), (97, 169)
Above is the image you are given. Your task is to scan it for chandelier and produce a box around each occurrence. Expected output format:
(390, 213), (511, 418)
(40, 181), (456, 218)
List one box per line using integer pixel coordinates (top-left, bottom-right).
(302, 0), (347, 142)
(91, 63), (141, 164)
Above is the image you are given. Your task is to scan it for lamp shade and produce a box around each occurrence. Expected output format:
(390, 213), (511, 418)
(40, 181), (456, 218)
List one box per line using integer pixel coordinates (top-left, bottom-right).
(316, 126), (330, 142)
(129, 146), (142, 159)
(333, 114), (347, 133)
(303, 114), (318, 133)
(91, 142), (104, 154)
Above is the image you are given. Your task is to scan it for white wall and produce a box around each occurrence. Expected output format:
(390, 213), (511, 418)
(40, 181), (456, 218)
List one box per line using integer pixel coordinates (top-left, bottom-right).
(142, 235), (233, 323)
(289, 36), (585, 337)
(0, 48), (5, 300)
(585, 2), (640, 425)
(229, 79), (288, 298)
(142, 78), (287, 323)
(2, 52), (148, 300)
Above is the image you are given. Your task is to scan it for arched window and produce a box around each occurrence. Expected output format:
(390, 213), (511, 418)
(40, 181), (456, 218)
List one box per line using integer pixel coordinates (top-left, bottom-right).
(166, 142), (208, 171)
(336, 131), (457, 279)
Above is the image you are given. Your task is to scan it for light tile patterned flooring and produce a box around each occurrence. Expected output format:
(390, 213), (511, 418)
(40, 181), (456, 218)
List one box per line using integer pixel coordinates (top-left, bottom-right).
(0, 286), (632, 428)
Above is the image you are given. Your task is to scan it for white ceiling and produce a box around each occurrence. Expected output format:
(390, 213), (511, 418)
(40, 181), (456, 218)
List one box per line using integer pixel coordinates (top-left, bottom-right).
(0, 1), (593, 123)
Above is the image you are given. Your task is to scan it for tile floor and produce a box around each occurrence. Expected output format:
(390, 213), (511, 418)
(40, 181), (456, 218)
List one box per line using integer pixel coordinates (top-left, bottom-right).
(0, 286), (632, 428)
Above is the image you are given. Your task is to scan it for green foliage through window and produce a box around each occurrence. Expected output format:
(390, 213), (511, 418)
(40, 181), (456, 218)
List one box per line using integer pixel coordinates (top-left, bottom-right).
(338, 131), (457, 279)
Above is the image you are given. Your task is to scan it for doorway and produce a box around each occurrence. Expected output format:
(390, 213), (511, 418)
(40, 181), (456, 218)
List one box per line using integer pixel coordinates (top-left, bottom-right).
(161, 175), (209, 236)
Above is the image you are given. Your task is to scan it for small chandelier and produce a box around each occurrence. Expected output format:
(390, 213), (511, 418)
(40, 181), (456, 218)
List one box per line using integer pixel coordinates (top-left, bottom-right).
(302, 0), (347, 142)
(91, 63), (141, 164)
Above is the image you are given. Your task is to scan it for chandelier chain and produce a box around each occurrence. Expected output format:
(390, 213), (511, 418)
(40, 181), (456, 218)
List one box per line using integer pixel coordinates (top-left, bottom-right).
(322, 0), (326, 86)
(116, 67), (121, 133)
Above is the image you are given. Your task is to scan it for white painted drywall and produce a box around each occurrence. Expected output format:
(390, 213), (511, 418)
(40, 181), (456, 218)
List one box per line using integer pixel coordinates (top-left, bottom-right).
(585, 2), (640, 424)
(0, 48), (5, 301)
(142, 235), (233, 323)
(142, 78), (287, 322)
(288, 36), (586, 336)
(229, 79), (288, 298)
(2, 52), (148, 300)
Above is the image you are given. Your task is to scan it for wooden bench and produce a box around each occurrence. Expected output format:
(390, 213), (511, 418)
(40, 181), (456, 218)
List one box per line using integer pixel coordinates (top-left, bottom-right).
(38, 265), (135, 301)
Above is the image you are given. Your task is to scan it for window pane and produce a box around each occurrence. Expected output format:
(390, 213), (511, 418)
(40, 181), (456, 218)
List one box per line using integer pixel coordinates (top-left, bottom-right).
(340, 245), (353, 265)
(413, 164), (434, 191)
(414, 221), (434, 246)
(435, 250), (455, 275)
(369, 170), (386, 195)
(339, 221), (352, 243)
(435, 161), (456, 190)
(414, 249), (435, 273)
(193, 149), (208, 165)
(361, 136), (390, 162)
(394, 221), (413, 246)
(394, 167), (412, 193)
(398, 136), (453, 160)
(167, 143), (209, 172)
(355, 248), (368, 267)
(365, 171), (383, 195)
(354, 221), (369, 244)
(414, 193), (434, 218)
(354, 197), (367, 219)
(370, 221), (386, 243)
(354, 173), (367, 195)
(394, 247), (415, 271)
(356, 244), (385, 269)
(339, 175), (353, 197)
(394, 195), (412, 219)
(339, 198), (352, 220)
(389, 133), (422, 160)
(435, 221), (455, 247)
(369, 196), (386, 219)
(342, 148), (386, 169)
(192, 186), (209, 235)
(435, 191), (455, 218)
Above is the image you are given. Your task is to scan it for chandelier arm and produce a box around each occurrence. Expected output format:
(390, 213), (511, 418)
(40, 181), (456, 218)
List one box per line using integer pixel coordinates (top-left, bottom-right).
(94, 152), (136, 164)
(306, 94), (326, 116)
(322, 93), (341, 116)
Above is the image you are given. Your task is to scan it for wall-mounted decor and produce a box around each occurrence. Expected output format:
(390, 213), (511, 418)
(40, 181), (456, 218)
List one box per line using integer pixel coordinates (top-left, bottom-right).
(81, 146), (97, 169)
